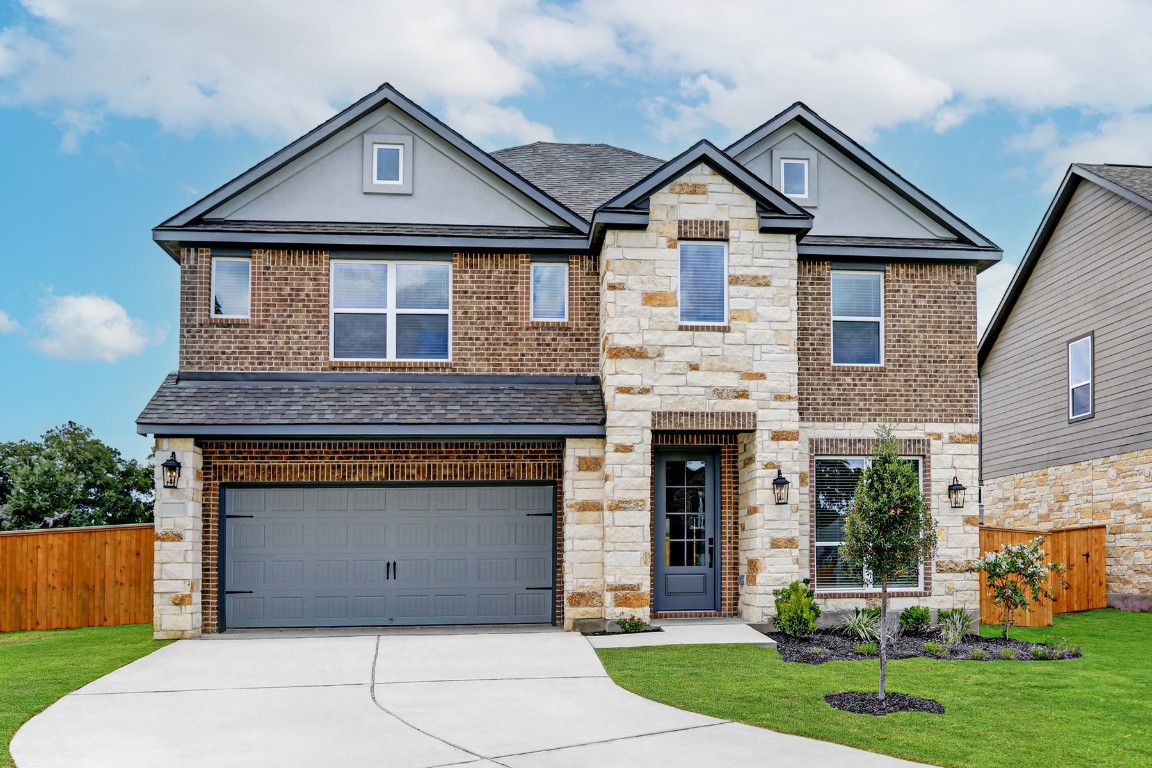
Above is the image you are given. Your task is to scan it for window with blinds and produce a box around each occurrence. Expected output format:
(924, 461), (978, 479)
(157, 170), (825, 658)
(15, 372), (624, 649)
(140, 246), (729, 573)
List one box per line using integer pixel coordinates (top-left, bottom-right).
(679, 242), (727, 325)
(831, 270), (883, 365)
(211, 257), (251, 318)
(530, 262), (568, 321)
(813, 456), (922, 591)
(330, 260), (450, 360)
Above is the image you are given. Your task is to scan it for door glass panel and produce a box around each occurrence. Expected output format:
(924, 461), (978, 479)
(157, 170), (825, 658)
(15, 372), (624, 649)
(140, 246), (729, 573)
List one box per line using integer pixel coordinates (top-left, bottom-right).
(663, 457), (709, 568)
(685, 460), (706, 486)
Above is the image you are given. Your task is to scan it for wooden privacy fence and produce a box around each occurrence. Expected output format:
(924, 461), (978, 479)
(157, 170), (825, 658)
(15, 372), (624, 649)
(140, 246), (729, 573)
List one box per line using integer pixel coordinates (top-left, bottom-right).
(0, 523), (153, 632)
(978, 525), (1107, 628)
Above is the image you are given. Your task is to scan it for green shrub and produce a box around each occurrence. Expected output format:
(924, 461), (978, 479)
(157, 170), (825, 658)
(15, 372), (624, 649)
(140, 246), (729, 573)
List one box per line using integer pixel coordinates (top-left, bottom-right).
(1054, 637), (1082, 658)
(853, 641), (879, 656)
(899, 606), (932, 636)
(937, 608), (974, 645)
(772, 579), (821, 637)
(969, 648), (988, 661)
(838, 607), (879, 641)
(999, 647), (1019, 661)
(923, 641), (950, 658)
(805, 645), (826, 656)
(1031, 645), (1051, 660)
(615, 615), (648, 633)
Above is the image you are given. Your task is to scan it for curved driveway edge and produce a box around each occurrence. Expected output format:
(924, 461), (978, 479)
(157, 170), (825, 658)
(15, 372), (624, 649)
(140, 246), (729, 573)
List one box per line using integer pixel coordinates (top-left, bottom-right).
(12, 631), (934, 768)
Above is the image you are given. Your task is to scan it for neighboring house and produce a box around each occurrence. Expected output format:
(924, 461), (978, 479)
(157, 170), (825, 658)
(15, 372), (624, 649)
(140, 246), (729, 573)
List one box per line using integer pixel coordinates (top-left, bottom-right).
(980, 163), (1152, 612)
(139, 84), (1000, 639)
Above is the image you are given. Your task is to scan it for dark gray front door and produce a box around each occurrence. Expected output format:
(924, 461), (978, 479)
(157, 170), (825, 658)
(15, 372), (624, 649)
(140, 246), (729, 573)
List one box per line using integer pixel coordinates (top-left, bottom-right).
(223, 484), (554, 629)
(654, 451), (719, 612)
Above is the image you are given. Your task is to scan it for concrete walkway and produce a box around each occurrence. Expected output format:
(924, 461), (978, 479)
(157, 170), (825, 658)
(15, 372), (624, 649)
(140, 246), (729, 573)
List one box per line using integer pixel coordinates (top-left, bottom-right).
(12, 629), (932, 768)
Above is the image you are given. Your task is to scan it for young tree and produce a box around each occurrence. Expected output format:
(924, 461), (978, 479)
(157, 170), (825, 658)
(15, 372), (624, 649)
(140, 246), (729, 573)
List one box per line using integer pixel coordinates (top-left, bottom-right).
(975, 537), (1067, 640)
(840, 423), (937, 702)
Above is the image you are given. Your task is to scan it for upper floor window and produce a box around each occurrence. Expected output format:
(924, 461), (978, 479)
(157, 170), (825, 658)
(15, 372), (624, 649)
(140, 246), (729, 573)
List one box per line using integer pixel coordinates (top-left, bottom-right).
(1068, 333), (1093, 421)
(211, 257), (250, 318)
(813, 456), (923, 592)
(372, 144), (403, 185)
(781, 159), (809, 197)
(531, 261), (568, 321)
(362, 134), (414, 194)
(831, 269), (883, 365)
(679, 242), (727, 325)
(330, 260), (450, 361)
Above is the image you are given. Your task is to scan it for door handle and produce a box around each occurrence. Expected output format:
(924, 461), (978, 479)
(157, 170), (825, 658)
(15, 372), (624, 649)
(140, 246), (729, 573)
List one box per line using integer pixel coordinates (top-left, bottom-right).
(386, 561), (391, 580)
(392, 560), (398, 580)
(707, 537), (714, 569)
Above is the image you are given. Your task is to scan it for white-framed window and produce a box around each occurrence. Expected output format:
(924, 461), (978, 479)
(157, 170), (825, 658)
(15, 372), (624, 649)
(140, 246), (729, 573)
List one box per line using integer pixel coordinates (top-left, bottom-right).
(530, 261), (568, 321)
(1068, 333), (1094, 421)
(679, 242), (727, 325)
(781, 158), (809, 198)
(329, 260), (451, 361)
(813, 456), (924, 592)
(211, 257), (251, 318)
(372, 143), (403, 185)
(831, 269), (883, 365)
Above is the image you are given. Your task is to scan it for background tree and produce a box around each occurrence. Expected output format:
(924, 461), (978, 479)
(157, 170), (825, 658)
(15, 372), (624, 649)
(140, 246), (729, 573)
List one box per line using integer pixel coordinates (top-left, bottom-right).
(976, 537), (1067, 640)
(840, 423), (937, 702)
(0, 422), (153, 530)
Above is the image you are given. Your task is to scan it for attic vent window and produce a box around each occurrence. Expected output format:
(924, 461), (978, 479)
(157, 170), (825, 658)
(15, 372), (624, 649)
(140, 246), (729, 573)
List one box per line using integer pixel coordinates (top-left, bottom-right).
(373, 144), (403, 184)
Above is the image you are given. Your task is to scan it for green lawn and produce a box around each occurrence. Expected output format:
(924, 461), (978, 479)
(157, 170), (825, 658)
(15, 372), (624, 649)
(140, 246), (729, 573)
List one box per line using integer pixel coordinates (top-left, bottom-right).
(0, 624), (167, 768)
(598, 610), (1151, 768)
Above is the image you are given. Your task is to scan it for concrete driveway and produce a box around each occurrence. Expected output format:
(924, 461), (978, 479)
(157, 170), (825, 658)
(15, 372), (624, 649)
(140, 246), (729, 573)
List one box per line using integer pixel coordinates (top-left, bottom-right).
(12, 629), (930, 768)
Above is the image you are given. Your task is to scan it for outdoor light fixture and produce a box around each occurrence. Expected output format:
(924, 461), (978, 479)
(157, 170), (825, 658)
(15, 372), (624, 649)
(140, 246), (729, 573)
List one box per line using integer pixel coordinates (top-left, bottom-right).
(772, 469), (791, 505)
(161, 452), (182, 489)
(948, 476), (966, 509)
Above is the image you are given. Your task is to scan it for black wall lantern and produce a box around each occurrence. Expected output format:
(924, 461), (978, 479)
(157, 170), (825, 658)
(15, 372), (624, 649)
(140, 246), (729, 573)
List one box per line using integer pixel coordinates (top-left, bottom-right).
(772, 469), (791, 505)
(161, 452), (182, 489)
(948, 476), (966, 509)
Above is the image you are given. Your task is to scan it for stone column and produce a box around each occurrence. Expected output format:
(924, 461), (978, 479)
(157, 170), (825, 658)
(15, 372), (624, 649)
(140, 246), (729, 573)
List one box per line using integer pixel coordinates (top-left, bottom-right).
(152, 437), (203, 639)
(562, 438), (607, 628)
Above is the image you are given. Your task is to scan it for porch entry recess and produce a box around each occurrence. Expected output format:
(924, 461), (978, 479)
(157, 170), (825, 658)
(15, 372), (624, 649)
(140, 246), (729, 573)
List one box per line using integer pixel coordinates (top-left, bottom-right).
(654, 450), (720, 612)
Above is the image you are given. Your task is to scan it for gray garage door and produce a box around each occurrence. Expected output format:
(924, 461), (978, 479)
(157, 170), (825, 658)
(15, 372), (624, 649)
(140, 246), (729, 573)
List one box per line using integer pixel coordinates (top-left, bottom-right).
(223, 484), (555, 629)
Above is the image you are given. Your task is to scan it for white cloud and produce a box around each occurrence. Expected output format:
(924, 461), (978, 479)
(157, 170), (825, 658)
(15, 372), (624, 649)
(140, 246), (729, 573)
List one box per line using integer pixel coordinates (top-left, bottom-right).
(0, 310), (19, 333)
(1011, 112), (1152, 191)
(31, 294), (162, 362)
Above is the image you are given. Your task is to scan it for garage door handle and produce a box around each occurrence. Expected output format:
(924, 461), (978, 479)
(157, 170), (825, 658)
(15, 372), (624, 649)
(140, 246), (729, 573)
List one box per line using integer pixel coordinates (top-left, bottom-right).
(386, 562), (391, 580)
(525, 587), (553, 591)
(525, 513), (554, 517)
(225, 590), (253, 595)
(392, 560), (398, 579)
(226, 515), (254, 519)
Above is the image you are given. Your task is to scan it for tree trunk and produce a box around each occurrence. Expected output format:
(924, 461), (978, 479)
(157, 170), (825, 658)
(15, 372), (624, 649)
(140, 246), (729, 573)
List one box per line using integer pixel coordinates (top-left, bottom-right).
(878, 583), (888, 702)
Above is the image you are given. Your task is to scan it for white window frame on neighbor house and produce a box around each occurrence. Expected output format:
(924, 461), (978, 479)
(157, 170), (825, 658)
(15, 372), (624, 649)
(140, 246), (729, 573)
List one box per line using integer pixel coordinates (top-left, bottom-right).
(780, 158), (809, 198)
(812, 455), (924, 593)
(210, 256), (251, 319)
(329, 259), (452, 362)
(831, 269), (884, 366)
(678, 241), (728, 326)
(1068, 332), (1094, 422)
(530, 261), (569, 322)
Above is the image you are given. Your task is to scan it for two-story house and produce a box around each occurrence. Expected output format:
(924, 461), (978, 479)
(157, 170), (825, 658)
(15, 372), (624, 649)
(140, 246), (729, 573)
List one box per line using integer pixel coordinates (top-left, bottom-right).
(139, 84), (1000, 638)
(980, 163), (1152, 611)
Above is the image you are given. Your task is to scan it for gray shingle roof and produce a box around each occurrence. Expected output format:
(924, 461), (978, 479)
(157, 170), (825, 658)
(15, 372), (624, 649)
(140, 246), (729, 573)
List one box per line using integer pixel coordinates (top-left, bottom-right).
(137, 374), (605, 436)
(801, 236), (982, 250)
(1078, 164), (1152, 204)
(492, 143), (664, 220)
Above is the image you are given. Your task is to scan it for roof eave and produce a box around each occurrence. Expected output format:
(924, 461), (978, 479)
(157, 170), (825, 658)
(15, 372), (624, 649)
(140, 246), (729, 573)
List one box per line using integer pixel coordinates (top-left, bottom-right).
(136, 422), (606, 438)
(797, 242), (1002, 270)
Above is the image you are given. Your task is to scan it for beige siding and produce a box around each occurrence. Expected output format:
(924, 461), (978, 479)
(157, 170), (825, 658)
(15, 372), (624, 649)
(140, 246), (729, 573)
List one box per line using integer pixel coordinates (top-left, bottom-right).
(982, 182), (1152, 479)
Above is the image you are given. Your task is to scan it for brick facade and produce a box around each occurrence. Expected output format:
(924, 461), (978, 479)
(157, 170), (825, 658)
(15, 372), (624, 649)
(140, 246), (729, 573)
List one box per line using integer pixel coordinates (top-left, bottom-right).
(797, 261), (978, 423)
(196, 440), (565, 633)
(180, 249), (598, 375)
(984, 447), (1152, 606)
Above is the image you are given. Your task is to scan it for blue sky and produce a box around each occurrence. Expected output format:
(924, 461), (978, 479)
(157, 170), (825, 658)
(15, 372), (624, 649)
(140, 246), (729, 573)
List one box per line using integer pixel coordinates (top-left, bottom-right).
(2, 0), (1151, 460)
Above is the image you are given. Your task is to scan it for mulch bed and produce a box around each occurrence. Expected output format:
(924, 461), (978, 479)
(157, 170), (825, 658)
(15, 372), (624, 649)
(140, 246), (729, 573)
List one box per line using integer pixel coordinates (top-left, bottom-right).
(581, 626), (664, 637)
(825, 691), (945, 716)
(768, 629), (1081, 664)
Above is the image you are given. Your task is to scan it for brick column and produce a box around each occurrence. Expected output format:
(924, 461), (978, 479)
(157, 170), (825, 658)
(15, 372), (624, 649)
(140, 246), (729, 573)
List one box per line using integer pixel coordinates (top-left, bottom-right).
(152, 437), (203, 639)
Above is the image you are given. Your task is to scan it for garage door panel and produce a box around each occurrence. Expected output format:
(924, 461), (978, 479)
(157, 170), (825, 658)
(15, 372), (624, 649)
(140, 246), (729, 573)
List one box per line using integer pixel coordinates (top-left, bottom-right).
(224, 484), (554, 629)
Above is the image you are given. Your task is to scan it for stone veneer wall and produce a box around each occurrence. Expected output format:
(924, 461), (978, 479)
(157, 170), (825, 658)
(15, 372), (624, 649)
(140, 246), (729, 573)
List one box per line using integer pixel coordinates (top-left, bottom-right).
(598, 164), (802, 621)
(798, 423), (981, 615)
(179, 248), (599, 375)
(984, 447), (1152, 606)
(152, 437), (204, 639)
(562, 438), (606, 628)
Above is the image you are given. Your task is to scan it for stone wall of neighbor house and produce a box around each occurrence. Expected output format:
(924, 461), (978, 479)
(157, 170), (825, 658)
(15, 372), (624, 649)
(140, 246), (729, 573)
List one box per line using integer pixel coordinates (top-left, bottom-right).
(797, 261), (979, 423)
(598, 164), (802, 622)
(178, 248), (599, 375)
(562, 438), (607, 628)
(984, 447), (1152, 606)
(152, 437), (204, 640)
(793, 423), (981, 618)
(192, 440), (565, 633)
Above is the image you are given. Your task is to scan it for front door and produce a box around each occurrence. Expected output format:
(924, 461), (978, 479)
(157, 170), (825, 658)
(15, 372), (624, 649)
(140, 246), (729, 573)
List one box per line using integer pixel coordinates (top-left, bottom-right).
(654, 451), (719, 612)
